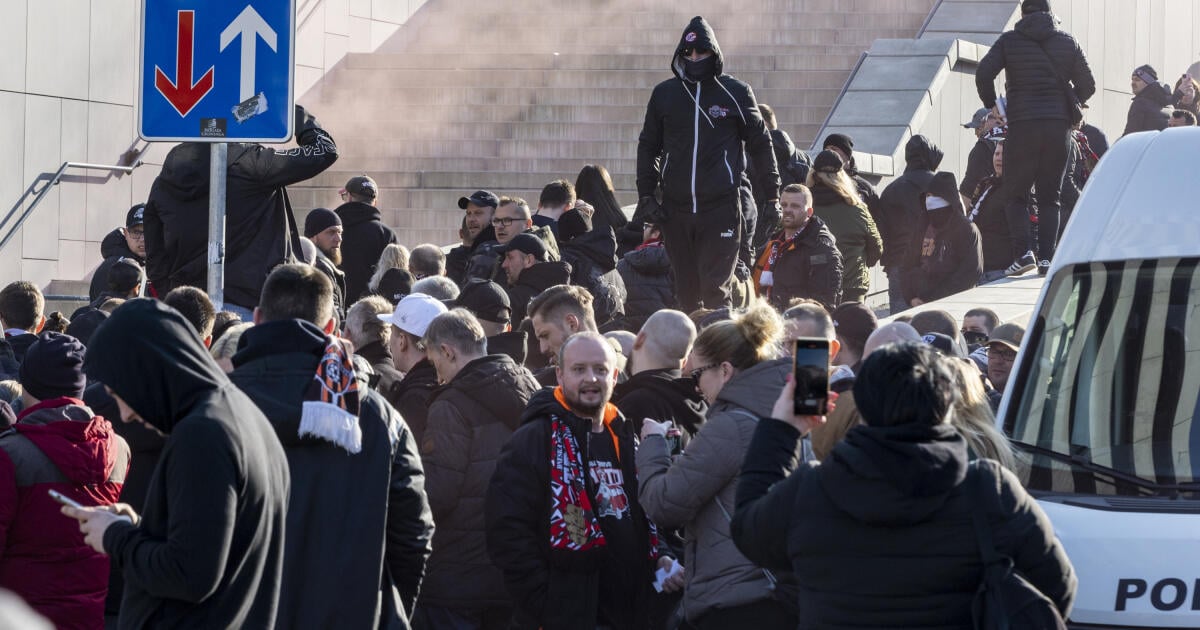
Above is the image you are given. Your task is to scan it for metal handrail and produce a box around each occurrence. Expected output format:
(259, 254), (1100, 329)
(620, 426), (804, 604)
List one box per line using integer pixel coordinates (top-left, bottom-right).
(917, 0), (947, 37)
(0, 161), (142, 253)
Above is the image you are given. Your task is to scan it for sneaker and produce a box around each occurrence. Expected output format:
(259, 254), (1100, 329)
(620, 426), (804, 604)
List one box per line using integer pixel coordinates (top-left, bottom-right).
(1037, 260), (1050, 276)
(1005, 252), (1036, 277)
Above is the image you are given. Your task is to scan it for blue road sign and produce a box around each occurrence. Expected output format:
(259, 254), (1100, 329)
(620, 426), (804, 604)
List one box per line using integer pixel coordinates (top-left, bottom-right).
(139, 0), (295, 142)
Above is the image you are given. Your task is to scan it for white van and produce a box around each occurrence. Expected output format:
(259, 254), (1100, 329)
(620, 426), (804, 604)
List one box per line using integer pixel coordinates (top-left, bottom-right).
(998, 126), (1200, 628)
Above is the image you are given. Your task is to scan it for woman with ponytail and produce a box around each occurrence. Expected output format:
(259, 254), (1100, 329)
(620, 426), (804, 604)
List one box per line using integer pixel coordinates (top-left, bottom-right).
(637, 302), (798, 628)
(808, 150), (883, 302)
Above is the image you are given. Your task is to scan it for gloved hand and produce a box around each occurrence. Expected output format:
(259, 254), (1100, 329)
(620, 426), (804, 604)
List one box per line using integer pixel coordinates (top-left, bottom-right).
(294, 105), (321, 143)
(634, 196), (668, 226)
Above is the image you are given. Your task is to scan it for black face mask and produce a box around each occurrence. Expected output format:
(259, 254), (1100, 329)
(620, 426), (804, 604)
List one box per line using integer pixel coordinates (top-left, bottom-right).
(929, 207), (954, 229)
(682, 55), (717, 82)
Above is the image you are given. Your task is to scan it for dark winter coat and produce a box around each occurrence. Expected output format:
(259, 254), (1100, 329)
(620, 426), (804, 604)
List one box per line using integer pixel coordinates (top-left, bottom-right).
(313, 251), (347, 325)
(811, 185), (882, 303)
(488, 330), (528, 366)
(85, 299), (291, 630)
(386, 358), (440, 446)
(967, 176), (1015, 273)
(732, 420), (1077, 629)
(229, 320), (433, 628)
(89, 229), (147, 302)
(5, 333), (38, 365)
(420, 355), (540, 609)
(616, 242), (675, 331)
(752, 216), (843, 310)
(0, 398), (130, 630)
(335, 201), (398, 303)
(486, 388), (656, 630)
(976, 11), (1096, 123)
(356, 339), (405, 396)
(507, 260), (573, 325)
(612, 367), (707, 444)
(1124, 82), (1174, 135)
(959, 137), (996, 200)
(144, 108), (337, 308)
(902, 201), (983, 304)
(878, 136), (945, 269)
(560, 227), (627, 326)
(636, 17), (779, 212)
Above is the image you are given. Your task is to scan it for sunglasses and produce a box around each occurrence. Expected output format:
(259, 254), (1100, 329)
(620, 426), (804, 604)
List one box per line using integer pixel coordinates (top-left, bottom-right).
(689, 363), (719, 381)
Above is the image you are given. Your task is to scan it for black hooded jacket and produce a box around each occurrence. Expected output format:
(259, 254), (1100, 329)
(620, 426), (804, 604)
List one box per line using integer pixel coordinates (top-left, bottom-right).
(89, 229), (145, 302)
(386, 358), (440, 446)
(1124, 82), (1174, 135)
(612, 368), (706, 444)
(877, 136), (945, 269)
(976, 11), (1095, 123)
(901, 176), (983, 304)
(334, 201), (398, 303)
(732, 420), (1076, 629)
(486, 388), (655, 630)
(144, 107), (337, 308)
(616, 243), (675, 330)
(561, 228), (627, 326)
(229, 320), (434, 628)
(84, 299), (291, 630)
(637, 17), (779, 212)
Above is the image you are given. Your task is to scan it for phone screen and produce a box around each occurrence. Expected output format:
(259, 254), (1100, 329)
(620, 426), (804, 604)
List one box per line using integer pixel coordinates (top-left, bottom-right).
(793, 338), (830, 415)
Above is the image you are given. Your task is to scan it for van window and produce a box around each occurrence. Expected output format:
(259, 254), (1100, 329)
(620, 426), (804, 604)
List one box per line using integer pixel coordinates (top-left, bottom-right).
(1006, 258), (1200, 497)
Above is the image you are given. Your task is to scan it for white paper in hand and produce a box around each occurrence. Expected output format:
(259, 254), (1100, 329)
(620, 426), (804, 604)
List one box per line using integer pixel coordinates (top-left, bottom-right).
(652, 559), (684, 593)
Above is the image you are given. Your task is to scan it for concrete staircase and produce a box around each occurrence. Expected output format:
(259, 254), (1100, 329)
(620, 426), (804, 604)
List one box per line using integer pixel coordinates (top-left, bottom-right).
(291, 0), (937, 246)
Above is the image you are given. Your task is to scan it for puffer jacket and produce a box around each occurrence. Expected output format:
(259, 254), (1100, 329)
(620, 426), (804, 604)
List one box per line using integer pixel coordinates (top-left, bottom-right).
(0, 398), (130, 630)
(637, 358), (789, 622)
(420, 354), (541, 610)
(810, 185), (882, 303)
(560, 227), (627, 326)
(1124, 82), (1173, 135)
(617, 241), (675, 330)
(636, 16), (778, 212)
(876, 135), (944, 270)
(732, 421), (1077, 629)
(976, 11), (1096, 123)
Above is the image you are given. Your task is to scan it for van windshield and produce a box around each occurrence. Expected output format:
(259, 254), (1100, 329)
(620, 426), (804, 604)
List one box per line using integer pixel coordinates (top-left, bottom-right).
(1006, 258), (1200, 496)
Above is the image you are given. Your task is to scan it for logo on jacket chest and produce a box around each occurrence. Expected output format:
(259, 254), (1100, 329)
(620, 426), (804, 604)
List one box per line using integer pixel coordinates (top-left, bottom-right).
(708, 104), (730, 119)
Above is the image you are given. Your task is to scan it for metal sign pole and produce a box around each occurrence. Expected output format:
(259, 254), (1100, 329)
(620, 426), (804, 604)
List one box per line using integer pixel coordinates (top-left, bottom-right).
(208, 142), (227, 310)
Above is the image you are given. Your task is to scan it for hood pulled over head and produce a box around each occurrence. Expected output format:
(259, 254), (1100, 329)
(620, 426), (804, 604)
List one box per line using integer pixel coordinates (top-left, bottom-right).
(671, 16), (724, 83)
(83, 298), (230, 434)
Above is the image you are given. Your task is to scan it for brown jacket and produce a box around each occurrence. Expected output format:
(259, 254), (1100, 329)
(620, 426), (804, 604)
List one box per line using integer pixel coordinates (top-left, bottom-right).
(636, 359), (789, 621)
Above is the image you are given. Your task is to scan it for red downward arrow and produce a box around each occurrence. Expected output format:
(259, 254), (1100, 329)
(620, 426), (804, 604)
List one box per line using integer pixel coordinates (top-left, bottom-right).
(155, 10), (214, 117)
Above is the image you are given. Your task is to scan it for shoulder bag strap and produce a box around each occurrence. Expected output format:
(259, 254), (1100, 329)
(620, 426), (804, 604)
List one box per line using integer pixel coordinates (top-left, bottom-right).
(1017, 33), (1080, 108)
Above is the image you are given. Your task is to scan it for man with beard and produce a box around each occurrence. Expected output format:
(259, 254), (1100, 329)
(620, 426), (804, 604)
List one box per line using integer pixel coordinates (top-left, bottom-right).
(447, 190), (500, 286)
(752, 184), (843, 310)
(304, 208), (347, 326)
(486, 332), (667, 629)
(526, 285), (597, 386)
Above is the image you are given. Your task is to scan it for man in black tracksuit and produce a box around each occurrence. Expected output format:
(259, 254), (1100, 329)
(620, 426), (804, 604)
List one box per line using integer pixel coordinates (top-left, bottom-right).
(877, 136), (944, 313)
(975, 0), (1094, 275)
(636, 16), (779, 312)
(73, 299), (291, 629)
(144, 105), (337, 314)
(229, 264), (434, 629)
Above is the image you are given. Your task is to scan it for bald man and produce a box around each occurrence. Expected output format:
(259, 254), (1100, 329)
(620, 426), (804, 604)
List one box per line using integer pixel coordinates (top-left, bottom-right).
(612, 310), (708, 441)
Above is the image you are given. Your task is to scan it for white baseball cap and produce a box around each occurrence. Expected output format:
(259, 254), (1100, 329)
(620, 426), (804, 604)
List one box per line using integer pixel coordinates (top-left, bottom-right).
(378, 293), (447, 337)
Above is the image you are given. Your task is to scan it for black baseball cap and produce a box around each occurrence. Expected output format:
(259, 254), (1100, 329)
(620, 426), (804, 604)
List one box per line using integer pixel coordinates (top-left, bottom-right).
(126, 204), (146, 228)
(922, 332), (966, 359)
(458, 190), (499, 210)
(342, 175), (378, 199)
(456, 280), (511, 324)
(497, 233), (547, 262)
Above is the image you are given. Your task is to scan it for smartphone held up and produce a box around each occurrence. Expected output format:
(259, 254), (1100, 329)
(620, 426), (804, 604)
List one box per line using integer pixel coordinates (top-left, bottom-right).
(793, 338), (830, 416)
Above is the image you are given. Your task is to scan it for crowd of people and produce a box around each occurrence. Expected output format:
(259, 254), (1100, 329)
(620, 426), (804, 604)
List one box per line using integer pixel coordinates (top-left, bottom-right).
(0, 0), (1192, 627)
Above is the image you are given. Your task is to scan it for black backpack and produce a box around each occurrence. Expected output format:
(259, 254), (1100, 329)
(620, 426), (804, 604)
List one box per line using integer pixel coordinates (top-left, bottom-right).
(969, 466), (1068, 630)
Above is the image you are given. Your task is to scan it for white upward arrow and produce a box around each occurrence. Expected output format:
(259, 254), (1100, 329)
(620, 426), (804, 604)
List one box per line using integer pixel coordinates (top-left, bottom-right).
(220, 6), (278, 102)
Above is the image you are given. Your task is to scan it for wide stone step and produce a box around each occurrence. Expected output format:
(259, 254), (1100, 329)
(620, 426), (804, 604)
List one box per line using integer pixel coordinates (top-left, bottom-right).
(343, 51), (866, 72)
(401, 28), (916, 50)
(312, 84), (842, 108)
(401, 10), (928, 31)
(317, 68), (852, 91)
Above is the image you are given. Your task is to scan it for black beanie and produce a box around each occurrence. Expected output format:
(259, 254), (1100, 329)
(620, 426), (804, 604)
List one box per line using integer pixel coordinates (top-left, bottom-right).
(822, 133), (854, 157)
(1133, 64), (1159, 84)
(377, 268), (415, 304)
(19, 332), (87, 401)
(558, 208), (593, 243)
(1021, 0), (1050, 14)
(65, 309), (109, 347)
(304, 208), (342, 238)
(813, 150), (845, 174)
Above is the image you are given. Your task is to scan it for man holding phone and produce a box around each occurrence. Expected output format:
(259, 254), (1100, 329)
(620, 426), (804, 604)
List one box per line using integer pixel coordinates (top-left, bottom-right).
(0, 332), (130, 628)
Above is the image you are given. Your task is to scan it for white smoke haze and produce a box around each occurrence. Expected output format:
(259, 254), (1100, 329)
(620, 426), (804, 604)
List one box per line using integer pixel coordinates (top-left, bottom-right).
(296, 0), (936, 245)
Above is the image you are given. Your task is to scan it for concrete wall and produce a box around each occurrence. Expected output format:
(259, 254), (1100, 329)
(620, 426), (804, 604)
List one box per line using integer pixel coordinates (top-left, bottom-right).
(0, 0), (427, 289)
